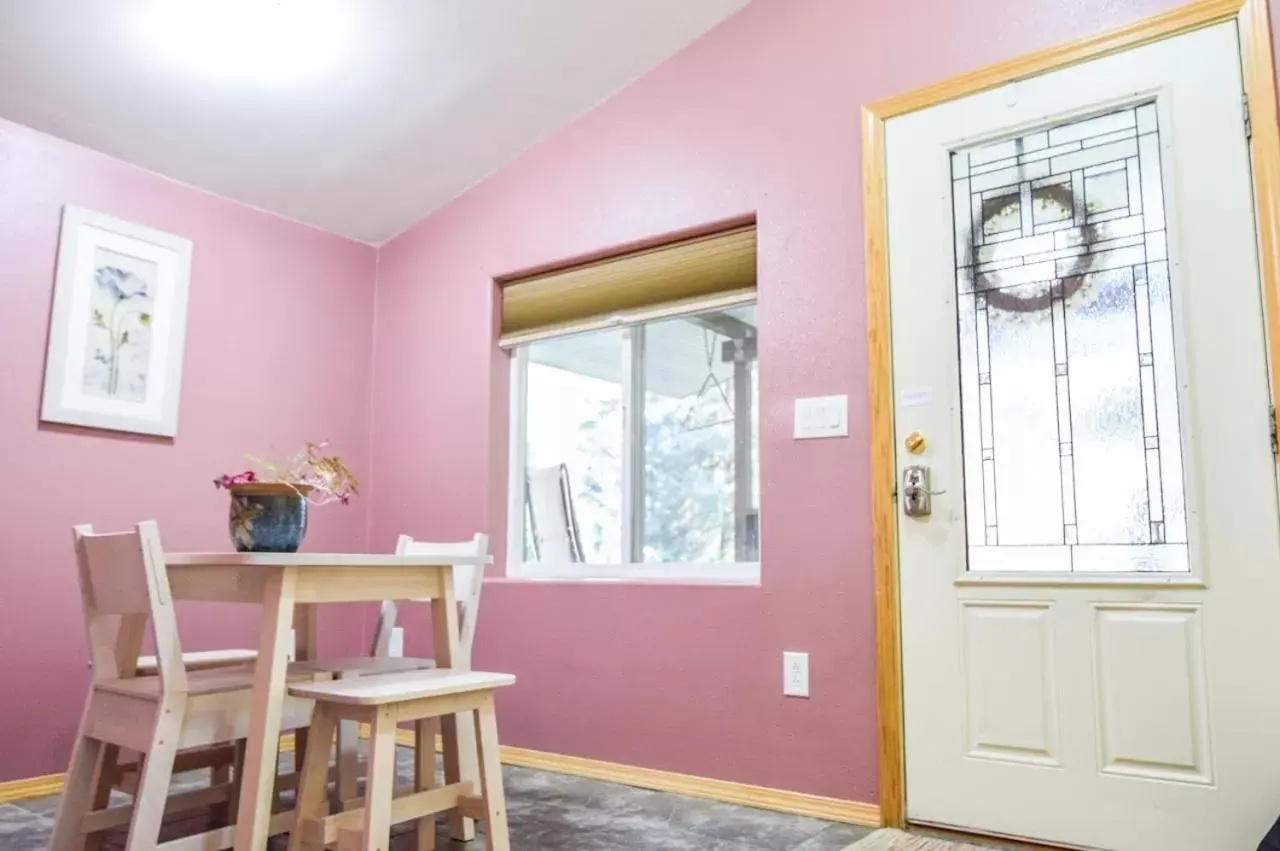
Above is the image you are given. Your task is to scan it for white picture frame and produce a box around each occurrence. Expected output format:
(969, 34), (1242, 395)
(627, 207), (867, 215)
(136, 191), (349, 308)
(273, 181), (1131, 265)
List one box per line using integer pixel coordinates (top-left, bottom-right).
(40, 206), (193, 437)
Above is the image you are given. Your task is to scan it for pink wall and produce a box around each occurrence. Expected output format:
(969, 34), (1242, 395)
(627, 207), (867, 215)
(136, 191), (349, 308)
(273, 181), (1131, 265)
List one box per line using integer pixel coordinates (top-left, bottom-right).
(369, 0), (1220, 803)
(0, 119), (377, 782)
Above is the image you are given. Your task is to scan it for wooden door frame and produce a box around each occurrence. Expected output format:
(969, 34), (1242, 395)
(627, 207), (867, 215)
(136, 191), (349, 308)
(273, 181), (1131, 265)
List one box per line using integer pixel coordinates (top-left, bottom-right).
(864, 0), (1280, 829)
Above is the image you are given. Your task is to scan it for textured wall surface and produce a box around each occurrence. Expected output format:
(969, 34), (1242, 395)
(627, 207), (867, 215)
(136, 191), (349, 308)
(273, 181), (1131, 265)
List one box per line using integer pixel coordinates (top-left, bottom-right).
(0, 118), (377, 781)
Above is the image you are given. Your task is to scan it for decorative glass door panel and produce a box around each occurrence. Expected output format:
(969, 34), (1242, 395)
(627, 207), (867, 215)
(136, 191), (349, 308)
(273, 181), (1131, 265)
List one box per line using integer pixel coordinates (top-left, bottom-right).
(951, 103), (1188, 573)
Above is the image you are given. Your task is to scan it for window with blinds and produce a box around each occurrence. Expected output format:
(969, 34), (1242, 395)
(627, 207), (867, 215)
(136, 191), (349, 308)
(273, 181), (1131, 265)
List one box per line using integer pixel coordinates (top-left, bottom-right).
(503, 223), (760, 582)
(498, 223), (757, 347)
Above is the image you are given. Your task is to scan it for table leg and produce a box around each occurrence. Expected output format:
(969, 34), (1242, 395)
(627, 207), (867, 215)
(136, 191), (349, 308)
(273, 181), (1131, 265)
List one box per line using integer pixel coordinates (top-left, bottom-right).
(431, 590), (475, 841)
(233, 568), (297, 851)
(294, 602), (319, 661)
(292, 604), (320, 793)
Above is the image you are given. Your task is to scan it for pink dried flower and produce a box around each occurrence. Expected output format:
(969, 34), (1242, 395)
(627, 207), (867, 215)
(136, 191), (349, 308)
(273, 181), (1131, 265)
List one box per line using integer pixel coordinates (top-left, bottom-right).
(214, 471), (257, 489)
(214, 442), (357, 507)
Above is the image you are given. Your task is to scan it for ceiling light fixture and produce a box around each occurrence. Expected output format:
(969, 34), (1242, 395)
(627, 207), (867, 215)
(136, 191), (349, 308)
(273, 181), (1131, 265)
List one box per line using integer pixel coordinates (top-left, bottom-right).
(134, 0), (355, 89)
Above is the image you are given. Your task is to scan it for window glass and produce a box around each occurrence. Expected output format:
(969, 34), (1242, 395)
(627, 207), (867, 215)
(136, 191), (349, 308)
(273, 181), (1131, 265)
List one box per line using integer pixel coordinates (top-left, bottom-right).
(641, 306), (758, 563)
(952, 103), (1187, 573)
(516, 304), (759, 570)
(524, 329), (623, 564)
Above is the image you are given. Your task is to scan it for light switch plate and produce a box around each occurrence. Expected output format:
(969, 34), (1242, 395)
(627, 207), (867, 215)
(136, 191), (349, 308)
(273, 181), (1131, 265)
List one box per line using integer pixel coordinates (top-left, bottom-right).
(794, 395), (849, 439)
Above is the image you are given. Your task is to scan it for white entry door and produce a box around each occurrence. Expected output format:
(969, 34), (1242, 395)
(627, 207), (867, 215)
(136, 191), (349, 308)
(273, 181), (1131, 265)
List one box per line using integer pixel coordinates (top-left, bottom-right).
(887, 22), (1280, 851)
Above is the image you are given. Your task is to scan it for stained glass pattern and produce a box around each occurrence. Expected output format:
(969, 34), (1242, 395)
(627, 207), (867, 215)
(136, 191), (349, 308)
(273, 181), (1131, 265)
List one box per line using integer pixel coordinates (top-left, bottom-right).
(951, 103), (1189, 573)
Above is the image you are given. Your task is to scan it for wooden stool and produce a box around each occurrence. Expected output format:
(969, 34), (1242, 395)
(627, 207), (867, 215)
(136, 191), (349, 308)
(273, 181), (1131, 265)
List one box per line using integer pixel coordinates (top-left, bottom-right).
(287, 669), (515, 851)
(296, 532), (490, 832)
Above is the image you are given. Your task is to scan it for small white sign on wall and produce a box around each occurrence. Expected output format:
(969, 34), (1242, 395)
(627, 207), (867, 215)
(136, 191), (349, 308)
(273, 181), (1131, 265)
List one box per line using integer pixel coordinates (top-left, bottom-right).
(900, 386), (934, 408)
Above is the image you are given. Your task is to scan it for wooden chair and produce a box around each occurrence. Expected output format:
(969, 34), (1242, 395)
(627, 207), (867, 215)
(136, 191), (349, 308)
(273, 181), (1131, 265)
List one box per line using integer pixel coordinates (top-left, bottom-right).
(297, 533), (489, 811)
(50, 521), (319, 851)
(116, 650), (259, 800)
(80, 652), (256, 799)
(287, 669), (514, 851)
(302, 533), (489, 675)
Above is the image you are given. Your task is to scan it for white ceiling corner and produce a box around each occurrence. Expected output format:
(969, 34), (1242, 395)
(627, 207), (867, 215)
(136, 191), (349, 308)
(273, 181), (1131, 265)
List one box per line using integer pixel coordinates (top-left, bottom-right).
(0, 0), (750, 243)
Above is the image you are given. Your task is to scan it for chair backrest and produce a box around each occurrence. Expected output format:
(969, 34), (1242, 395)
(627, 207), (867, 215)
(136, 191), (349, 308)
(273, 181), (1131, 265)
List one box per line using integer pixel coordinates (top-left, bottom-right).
(72, 521), (187, 692)
(371, 533), (489, 664)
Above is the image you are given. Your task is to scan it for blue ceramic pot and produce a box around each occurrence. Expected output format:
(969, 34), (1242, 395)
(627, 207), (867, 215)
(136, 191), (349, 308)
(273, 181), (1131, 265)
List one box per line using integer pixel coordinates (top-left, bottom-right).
(228, 483), (310, 553)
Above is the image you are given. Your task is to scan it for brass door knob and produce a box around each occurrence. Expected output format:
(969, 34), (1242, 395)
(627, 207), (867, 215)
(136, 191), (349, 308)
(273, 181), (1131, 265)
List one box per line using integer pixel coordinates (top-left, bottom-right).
(904, 431), (926, 454)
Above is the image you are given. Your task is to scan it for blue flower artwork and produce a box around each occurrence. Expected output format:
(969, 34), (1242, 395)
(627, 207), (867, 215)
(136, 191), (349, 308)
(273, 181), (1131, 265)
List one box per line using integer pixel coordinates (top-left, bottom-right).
(81, 247), (158, 402)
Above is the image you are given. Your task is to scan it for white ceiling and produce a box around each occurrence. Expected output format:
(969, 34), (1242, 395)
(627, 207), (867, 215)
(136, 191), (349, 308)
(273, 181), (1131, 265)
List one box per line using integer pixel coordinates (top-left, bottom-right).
(0, 0), (749, 243)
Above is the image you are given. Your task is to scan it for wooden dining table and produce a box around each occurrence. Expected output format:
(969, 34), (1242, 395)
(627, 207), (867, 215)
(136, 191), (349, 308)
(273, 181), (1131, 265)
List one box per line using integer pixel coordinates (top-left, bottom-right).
(165, 551), (491, 851)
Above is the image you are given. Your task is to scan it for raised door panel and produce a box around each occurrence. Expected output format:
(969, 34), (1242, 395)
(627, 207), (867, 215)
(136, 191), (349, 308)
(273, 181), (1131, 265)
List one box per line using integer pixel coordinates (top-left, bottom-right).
(1092, 603), (1212, 784)
(961, 601), (1061, 767)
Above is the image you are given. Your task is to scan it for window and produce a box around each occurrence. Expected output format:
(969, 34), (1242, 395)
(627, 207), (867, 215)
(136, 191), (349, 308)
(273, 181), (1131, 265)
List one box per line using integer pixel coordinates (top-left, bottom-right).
(951, 103), (1188, 573)
(509, 304), (759, 581)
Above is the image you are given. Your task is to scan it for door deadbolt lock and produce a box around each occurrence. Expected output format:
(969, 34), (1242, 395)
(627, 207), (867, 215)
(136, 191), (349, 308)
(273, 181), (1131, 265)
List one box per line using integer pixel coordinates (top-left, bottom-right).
(902, 464), (939, 518)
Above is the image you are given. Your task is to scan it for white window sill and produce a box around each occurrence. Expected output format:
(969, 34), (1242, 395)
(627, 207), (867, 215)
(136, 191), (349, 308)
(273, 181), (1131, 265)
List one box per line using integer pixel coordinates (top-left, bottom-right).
(502, 561), (761, 586)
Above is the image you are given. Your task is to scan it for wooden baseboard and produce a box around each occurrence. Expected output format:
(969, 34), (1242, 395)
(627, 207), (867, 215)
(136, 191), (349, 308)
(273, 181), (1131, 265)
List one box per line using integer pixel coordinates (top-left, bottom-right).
(367, 727), (879, 825)
(0, 773), (64, 804)
(498, 745), (880, 826)
(402, 728), (877, 826)
(1, 731), (880, 828)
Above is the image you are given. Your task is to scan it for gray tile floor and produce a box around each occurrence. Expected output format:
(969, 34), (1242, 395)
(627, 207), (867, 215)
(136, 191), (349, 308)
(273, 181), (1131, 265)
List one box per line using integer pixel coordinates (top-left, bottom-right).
(1, 750), (876, 850)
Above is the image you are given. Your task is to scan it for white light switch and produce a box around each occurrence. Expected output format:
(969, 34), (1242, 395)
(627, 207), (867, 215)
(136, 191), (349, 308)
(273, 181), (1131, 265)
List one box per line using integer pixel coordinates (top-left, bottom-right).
(794, 395), (849, 439)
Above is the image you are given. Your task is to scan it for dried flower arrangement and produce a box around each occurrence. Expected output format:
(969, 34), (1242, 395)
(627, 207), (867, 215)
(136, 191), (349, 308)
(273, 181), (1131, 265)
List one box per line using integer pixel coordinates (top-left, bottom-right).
(214, 441), (359, 506)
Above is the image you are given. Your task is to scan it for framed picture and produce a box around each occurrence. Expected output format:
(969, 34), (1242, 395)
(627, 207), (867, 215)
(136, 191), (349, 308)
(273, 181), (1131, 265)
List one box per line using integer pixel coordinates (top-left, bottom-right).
(40, 206), (193, 437)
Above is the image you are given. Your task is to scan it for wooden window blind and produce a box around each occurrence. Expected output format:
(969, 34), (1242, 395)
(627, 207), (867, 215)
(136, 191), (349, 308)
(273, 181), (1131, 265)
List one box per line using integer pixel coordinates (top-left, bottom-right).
(498, 223), (757, 347)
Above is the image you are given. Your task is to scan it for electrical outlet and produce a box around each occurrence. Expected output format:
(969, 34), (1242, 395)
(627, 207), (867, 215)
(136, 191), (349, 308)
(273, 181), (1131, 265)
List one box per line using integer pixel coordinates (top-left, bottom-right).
(389, 627), (405, 658)
(783, 651), (809, 698)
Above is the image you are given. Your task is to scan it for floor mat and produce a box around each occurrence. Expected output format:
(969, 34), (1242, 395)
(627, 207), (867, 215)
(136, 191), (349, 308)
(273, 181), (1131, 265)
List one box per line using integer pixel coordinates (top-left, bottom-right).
(847, 828), (993, 851)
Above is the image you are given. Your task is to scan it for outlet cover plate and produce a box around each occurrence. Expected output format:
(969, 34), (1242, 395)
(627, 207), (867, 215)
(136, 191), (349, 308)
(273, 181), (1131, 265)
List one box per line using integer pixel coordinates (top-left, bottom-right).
(783, 651), (810, 698)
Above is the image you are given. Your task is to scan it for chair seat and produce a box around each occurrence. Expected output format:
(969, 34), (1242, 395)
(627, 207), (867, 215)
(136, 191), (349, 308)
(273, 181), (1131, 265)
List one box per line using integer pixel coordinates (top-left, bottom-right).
(136, 648), (258, 674)
(289, 669), (515, 706)
(98, 663), (321, 699)
(293, 656), (437, 677)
